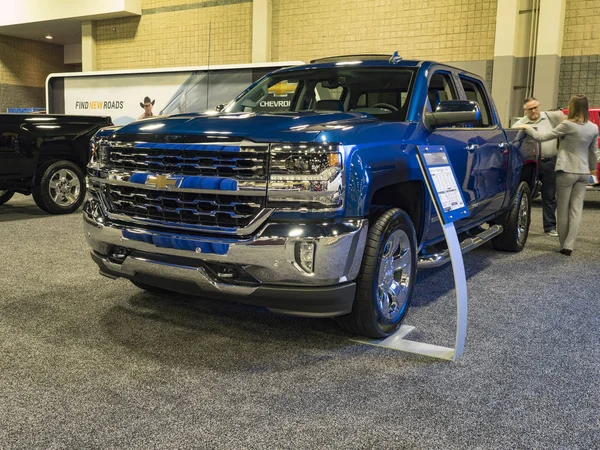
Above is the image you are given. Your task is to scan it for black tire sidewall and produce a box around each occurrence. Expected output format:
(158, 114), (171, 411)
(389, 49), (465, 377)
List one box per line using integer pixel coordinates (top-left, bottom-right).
(492, 181), (531, 252)
(356, 208), (417, 337)
(33, 161), (86, 214)
(514, 183), (531, 249)
(0, 190), (15, 205)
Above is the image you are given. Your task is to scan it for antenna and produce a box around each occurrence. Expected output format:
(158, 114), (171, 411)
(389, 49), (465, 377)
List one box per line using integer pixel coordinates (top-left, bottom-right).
(205, 21), (211, 111)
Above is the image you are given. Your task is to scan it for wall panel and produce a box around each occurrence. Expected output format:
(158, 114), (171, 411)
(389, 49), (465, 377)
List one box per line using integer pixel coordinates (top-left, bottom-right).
(559, 0), (600, 107)
(0, 35), (68, 111)
(272, 0), (498, 64)
(95, 0), (253, 70)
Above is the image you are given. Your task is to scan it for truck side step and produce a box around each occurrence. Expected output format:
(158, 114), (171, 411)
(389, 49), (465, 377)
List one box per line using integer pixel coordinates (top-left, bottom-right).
(418, 224), (504, 269)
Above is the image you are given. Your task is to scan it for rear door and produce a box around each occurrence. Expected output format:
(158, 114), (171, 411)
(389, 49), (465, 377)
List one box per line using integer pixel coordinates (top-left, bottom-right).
(457, 75), (508, 219)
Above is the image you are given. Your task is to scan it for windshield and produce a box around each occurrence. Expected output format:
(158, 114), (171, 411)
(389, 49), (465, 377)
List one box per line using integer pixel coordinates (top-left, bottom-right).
(225, 67), (416, 122)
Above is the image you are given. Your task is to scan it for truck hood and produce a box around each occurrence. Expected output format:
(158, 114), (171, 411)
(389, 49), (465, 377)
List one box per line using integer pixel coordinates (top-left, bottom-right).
(112, 112), (380, 143)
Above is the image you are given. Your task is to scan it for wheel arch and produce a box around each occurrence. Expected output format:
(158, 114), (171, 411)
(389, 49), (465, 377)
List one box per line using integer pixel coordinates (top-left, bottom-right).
(519, 162), (537, 194)
(367, 180), (426, 244)
(37, 140), (88, 173)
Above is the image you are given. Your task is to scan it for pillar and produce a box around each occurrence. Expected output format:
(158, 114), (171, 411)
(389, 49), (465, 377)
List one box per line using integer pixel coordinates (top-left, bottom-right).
(252, 0), (272, 63)
(533, 0), (567, 109)
(81, 20), (96, 71)
(492, 0), (521, 127)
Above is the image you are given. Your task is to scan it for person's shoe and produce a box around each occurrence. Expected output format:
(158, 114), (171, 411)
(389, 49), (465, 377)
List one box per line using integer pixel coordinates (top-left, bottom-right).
(546, 229), (558, 237)
(559, 248), (572, 256)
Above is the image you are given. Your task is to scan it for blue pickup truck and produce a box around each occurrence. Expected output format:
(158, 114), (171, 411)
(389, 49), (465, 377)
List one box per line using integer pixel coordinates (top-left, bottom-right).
(84, 55), (538, 338)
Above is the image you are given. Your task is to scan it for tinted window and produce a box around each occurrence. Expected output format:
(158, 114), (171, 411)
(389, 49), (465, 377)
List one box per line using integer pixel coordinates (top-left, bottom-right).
(459, 77), (494, 127)
(426, 72), (457, 112)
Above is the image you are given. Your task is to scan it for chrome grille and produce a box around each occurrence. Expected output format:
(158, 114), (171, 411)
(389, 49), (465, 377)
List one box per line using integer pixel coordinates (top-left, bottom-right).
(105, 184), (265, 228)
(107, 142), (268, 178)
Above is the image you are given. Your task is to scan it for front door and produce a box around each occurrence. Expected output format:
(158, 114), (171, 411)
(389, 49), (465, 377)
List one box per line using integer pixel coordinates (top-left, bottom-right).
(458, 76), (507, 219)
(424, 71), (479, 240)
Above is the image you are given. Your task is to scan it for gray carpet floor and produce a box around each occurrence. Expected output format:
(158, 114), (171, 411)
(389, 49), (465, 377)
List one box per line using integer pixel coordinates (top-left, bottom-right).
(0, 192), (599, 449)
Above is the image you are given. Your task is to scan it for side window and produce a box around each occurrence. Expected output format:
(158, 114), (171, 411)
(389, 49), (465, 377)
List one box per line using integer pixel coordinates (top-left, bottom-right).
(459, 77), (494, 127)
(426, 72), (457, 112)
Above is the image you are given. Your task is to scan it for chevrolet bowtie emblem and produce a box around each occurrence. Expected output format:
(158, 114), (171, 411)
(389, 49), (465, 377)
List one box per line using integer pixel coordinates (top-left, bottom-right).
(145, 174), (179, 189)
(268, 81), (297, 96)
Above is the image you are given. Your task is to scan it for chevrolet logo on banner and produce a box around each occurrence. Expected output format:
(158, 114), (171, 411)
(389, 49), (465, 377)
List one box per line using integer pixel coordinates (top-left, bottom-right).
(145, 174), (181, 189)
(268, 81), (298, 96)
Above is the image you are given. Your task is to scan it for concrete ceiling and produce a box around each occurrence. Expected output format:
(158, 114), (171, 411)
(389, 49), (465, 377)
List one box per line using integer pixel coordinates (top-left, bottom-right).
(0, 19), (83, 45)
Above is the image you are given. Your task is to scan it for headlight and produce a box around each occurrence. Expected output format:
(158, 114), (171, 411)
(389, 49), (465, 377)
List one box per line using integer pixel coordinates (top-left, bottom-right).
(267, 143), (344, 210)
(89, 136), (109, 168)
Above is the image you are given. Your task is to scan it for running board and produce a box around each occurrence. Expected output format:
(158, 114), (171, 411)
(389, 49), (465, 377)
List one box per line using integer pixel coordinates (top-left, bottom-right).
(418, 224), (503, 269)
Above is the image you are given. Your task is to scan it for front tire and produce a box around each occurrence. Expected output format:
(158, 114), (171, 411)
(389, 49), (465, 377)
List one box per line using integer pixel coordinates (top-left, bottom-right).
(336, 207), (417, 338)
(32, 160), (86, 214)
(0, 189), (14, 205)
(492, 181), (531, 252)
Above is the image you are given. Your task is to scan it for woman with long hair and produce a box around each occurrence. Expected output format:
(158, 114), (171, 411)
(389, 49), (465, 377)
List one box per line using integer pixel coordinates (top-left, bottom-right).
(518, 94), (598, 255)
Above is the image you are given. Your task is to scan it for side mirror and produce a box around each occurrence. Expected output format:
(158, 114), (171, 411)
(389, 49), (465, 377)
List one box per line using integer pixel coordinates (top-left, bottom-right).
(424, 100), (481, 129)
(215, 104), (226, 112)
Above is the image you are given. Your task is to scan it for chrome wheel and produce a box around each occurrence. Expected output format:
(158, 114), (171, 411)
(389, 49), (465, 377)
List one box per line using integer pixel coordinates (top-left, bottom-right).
(48, 169), (81, 207)
(517, 191), (529, 244)
(336, 207), (416, 338)
(376, 229), (413, 321)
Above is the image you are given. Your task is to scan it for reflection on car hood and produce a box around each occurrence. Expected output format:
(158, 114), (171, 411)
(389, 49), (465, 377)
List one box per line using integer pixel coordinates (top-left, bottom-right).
(112, 112), (380, 143)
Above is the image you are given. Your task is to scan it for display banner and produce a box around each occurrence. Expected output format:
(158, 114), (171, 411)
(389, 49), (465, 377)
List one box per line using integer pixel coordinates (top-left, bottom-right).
(47, 62), (303, 125)
(63, 72), (190, 125)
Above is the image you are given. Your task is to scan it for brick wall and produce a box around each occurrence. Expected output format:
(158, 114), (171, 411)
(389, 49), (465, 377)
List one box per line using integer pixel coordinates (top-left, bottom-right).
(94, 0), (497, 80)
(271, 0), (498, 63)
(0, 35), (67, 111)
(559, 0), (600, 107)
(95, 0), (253, 70)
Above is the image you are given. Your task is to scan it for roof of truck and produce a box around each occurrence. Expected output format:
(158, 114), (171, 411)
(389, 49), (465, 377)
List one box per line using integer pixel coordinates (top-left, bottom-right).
(272, 55), (471, 76)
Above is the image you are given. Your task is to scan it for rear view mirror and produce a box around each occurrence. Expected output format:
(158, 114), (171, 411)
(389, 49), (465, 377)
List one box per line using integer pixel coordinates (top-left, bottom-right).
(425, 100), (481, 128)
(215, 104), (225, 112)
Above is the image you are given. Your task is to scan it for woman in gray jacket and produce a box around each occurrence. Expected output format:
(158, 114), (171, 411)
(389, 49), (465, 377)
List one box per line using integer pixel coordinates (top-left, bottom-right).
(519, 94), (598, 256)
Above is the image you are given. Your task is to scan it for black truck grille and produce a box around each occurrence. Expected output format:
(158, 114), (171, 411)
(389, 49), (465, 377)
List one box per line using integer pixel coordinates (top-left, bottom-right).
(105, 185), (265, 228)
(108, 142), (268, 178)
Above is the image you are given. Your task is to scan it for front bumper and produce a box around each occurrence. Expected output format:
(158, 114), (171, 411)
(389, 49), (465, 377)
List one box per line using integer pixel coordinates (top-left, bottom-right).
(83, 198), (367, 317)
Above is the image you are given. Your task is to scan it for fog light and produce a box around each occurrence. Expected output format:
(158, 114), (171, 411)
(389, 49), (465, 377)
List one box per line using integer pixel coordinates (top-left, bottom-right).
(295, 241), (315, 274)
(107, 246), (129, 264)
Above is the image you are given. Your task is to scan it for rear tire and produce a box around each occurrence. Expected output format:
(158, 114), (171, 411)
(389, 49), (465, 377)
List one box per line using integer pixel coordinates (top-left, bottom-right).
(32, 160), (86, 214)
(336, 207), (417, 338)
(0, 190), (14, 206)
(492, 181), (531, 252)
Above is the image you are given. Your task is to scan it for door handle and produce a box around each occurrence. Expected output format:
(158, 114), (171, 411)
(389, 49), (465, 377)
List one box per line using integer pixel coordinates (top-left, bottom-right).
(465, 143), (479, 152)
